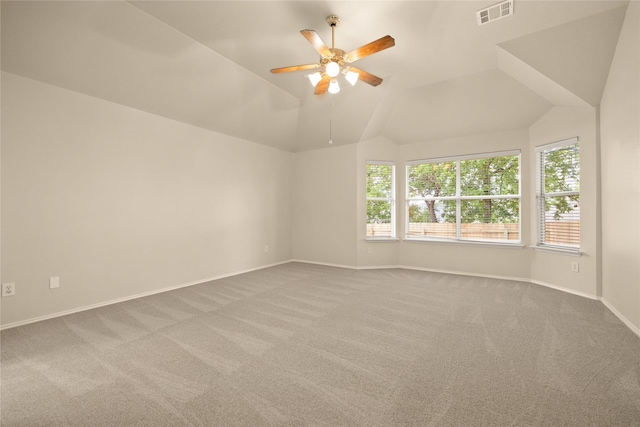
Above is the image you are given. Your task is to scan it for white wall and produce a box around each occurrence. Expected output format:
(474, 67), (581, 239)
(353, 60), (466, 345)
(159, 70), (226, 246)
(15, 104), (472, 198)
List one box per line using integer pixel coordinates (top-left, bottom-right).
(600, 1), (640, 332)
(292, 144), (358, 266)
(528, 106), (599, 298)
(1, 72), (293, 327)
(396, 130), (531, 280)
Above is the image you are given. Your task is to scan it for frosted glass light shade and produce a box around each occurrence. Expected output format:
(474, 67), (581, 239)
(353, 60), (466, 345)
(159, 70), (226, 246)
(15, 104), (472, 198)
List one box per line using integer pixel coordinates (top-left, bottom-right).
(328, 79), (340, 94)
(345, 70), (359, 86)
(308, 72), (322, 87)
(325, 61), (340, 78)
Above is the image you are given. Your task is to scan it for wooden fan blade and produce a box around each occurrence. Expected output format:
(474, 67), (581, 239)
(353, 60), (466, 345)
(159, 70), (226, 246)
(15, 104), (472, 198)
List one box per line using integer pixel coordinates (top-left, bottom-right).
(314, 75), (330, 95)
(345, 35), (395, 62)
(348, 67), (383, 86)
(301, 30), (332, 58)
(270, 64), (320, 74)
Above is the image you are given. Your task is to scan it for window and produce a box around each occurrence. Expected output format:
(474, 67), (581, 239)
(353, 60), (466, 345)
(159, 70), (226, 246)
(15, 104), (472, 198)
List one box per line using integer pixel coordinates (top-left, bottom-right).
(366, 162), (395, 238)
(406, 151), (520, 243)
(536, 138), (580, 250)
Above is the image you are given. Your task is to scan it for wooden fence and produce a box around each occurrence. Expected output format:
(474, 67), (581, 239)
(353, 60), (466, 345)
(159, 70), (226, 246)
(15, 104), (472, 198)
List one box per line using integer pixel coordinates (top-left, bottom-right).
(367, 221), (579, 244)
(543, 221), (580, 245)
(405, 223), (520, 240)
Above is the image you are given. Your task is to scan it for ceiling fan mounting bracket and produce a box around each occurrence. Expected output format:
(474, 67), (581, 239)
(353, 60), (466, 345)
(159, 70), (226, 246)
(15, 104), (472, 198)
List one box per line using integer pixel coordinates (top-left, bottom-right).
(326, 15), (340, 27)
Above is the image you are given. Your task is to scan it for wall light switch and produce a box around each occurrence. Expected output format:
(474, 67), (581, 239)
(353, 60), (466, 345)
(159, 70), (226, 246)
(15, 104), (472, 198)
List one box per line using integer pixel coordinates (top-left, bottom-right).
(50, 276), (60, 289)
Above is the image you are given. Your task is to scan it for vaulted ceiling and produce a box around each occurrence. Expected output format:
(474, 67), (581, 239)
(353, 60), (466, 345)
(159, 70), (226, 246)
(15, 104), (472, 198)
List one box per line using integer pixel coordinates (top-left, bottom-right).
(1, 1), (628, 152)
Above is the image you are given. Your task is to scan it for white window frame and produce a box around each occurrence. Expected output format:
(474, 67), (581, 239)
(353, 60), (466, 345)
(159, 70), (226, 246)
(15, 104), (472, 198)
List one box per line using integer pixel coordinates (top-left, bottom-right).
(366, 161), (396, 240)
(535, 137), (580, 254)
(405, 150), (521, 245)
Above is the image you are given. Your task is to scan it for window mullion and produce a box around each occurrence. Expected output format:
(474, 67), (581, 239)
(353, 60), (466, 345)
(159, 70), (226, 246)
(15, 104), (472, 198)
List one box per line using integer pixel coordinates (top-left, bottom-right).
(538, 152), (545, 245)
(456, 160), (461, 239)
(543, 190), (579, 198)
(459, 194), (520, 200)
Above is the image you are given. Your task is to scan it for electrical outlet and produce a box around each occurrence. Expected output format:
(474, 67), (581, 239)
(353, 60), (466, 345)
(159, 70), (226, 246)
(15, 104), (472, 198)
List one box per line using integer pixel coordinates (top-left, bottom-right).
(571, 262), (580, 273)
(264, 245), (269, 253)
(50, 276), (60, 289)
(367, 247), (373, 255)
(2, 283), (16, 297)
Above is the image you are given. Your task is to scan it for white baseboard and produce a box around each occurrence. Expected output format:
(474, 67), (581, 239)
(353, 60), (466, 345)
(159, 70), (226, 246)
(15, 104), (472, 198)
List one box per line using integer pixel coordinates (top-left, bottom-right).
(292, 259), (640, 338)
(293, 259), (532, 283)
(290, 259), (357, 270)
(0, 260), (292, 331)
(600, 298), (640, 338)
(291, 259), (401, 271)
(397, 264), (531, 284)
(529, 279), (599, 300)
(4, 259), (638, 340)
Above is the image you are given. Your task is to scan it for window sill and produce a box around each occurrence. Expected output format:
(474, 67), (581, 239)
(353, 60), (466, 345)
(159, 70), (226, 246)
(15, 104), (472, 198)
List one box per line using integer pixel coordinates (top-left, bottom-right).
(365, 237), (399, 243)
(403, 237), (524, 249)
(532, 245), (581, 256)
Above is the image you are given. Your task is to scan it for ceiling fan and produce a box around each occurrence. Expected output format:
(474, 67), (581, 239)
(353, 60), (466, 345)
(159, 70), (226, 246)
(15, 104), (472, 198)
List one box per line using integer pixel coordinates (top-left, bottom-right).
(270, 15), (395, 95)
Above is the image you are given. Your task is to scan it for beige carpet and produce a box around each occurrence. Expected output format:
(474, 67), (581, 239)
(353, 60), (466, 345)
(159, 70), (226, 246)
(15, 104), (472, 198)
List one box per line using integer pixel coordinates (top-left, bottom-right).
(2, 262), (639, 426)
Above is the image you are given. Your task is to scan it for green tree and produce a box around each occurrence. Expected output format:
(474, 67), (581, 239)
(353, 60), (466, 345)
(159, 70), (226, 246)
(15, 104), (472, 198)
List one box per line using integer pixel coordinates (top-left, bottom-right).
(459, 155), (519, 223)
(407, 162), (456, 222)
(366, 164), (392, 224)
(408, 155), (520, 224)
(542, 145), (580, 219)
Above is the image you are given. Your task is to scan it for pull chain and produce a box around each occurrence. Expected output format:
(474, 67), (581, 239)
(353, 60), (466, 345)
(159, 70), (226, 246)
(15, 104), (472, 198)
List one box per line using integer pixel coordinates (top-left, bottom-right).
(329, 103), (333, 145)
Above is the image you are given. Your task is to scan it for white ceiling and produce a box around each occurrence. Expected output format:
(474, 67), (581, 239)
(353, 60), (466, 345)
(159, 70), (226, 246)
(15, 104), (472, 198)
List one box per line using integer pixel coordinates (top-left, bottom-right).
(1, 1), (629, 152)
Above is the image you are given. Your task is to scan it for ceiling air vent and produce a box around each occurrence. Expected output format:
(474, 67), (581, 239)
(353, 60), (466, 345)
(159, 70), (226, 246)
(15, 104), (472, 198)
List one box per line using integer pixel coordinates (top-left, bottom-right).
(477, 0), (514, 26)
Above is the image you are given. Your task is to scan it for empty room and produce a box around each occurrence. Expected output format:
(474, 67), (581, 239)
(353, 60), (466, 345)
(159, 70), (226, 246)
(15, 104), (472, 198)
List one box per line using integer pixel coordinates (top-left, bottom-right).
(1, 0), (639, 425)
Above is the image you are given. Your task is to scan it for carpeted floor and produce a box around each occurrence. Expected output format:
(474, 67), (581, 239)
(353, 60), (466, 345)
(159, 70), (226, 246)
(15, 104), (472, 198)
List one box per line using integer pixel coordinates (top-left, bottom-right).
(1, 262), (639, 426)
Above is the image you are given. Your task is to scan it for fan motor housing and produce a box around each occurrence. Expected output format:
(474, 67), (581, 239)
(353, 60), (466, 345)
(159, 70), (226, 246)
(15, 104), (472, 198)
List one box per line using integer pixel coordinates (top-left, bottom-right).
(320, 48), (346, 67)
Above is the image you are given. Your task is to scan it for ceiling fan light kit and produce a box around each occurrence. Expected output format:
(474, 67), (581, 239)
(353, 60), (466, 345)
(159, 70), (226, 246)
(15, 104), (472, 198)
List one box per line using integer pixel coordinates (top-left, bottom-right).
(328, 78), (340, 94)
(308, 72), (323, 87)
(325, 61), (340, 77)
(344, 69), (359, 86)
(271, 15), (395, 95)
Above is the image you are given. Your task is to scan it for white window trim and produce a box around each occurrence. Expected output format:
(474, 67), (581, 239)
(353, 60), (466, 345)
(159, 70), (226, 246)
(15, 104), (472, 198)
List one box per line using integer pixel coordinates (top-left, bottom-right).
(535, 137), (580, 254)
(366, 160), (396, 240)
(532, 244), (581, 256)
(405, 149), (521, 165)
(404, 237), (525, 249)
(405, 150), (522, 246)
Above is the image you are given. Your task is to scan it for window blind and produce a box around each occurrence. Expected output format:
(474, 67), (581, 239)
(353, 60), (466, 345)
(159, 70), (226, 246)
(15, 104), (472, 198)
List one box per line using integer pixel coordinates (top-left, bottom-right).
(536, 138), (580, 249)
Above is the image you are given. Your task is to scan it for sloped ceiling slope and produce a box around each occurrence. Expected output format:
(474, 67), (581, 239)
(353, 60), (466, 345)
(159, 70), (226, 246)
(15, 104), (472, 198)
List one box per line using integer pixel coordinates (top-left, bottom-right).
(1, 1), (301, 151)
(498, 6), (628, 107)
(1, 1), (629, 152)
